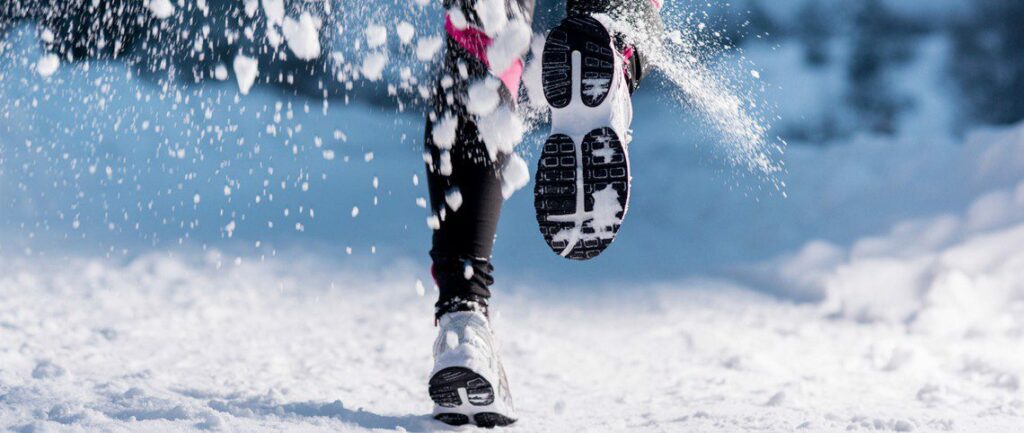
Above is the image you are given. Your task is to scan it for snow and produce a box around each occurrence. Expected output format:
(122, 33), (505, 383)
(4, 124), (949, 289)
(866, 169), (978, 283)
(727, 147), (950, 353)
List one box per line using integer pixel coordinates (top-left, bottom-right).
(500, 153), (530, 199)
(430, 114), (457, 150)
(521, 34), (547, 109)
(581, 78), (610, 99)
(486, 21), (531, 73)
(243, 0), (258, 17)
(396, 22), (415, 45)
(261, 0), (284, 27)
(589, 185), (623, 237)
(145, 0), (175, 19)
(35, 53), (59, 77)
(437, 150), (453, 176)
(604, 15), (783, 183)
(365, 24), (387, 49)
(447, 8), (468, 30)
(414, 36), (443, 62)
(445, 188), (463, 212)
(2, 254), (1022, 432)
(476, 106), (524, 161)
(282, 12), (322, 61)
(466, 78), (501, 116)
(474, 0), (508, 36)
(213, 64), (228, 81)
(361, 52), (387, 82)
(427, 215), (441, 230)
(765, 178), (1024, 333)
(232, 55), (259, 95)
(39, 28), (53, 44)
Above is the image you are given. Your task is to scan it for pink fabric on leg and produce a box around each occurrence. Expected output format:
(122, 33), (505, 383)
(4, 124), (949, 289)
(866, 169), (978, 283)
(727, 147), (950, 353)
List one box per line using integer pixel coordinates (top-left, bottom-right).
(498, 59), (524, 99)
(444, 14), (524, 98)
(444, 15), (492, 66)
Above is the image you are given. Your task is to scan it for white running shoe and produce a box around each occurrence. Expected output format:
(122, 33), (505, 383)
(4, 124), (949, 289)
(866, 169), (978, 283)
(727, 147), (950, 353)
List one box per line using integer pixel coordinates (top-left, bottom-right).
(429, 311), (516, 427)
(535, 15), (633, 261)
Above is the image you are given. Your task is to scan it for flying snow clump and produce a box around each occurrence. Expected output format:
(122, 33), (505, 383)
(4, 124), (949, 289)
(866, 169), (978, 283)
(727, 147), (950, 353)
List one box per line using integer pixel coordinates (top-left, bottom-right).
(487, 21), (531, 73)
(146, 0), (175, 19)
(233, 55), (259, 95)
(361, 52), (388, 81)
(432, 115), (458, 150)
(366, 24), (388, 49)
(397, 22), (415, 45)
(466, 78), (501, 116)
(501, 153), (530, 198)
(477, 107), (524, 161)
(36, 54), (60, 77)
(282, 12), (322, 60)
(416, 36), (443, 61)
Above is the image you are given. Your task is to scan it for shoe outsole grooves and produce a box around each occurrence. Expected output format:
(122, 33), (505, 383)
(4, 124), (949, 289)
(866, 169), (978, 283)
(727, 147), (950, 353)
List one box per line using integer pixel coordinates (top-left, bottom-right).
(474, 412), (517, 428)
(534, 128), (629, 260)
(434, 413), (470, 426)
(430, 367), (516, 427)
(542, 15), (615, 109)
(538, 14), (629, 261)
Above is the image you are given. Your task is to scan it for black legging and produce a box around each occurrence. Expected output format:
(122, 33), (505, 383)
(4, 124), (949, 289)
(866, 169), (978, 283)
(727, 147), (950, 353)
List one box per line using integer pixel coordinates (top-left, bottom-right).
(425, 0), (661, 318)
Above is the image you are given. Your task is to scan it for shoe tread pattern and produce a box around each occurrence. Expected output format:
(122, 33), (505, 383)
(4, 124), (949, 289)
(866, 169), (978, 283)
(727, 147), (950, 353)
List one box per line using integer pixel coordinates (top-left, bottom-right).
(534, 128), (629, 260)
(542, 15), (615, 109)
(431, 367), (517, 427)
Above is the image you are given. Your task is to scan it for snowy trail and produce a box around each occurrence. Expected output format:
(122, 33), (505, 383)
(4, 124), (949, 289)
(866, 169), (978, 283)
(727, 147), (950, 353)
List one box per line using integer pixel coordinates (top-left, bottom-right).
(2, 253), (1022, 432)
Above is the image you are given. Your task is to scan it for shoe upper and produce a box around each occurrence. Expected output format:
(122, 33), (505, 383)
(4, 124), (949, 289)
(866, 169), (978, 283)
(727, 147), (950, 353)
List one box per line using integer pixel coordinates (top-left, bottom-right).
(432, 311), (499, 379)
(608, 42), (634, 145)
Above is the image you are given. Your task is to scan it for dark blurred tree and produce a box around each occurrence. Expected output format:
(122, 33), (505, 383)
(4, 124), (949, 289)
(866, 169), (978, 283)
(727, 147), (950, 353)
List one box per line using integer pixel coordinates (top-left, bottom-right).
(847, 0), (913, 134)
(795, 1), (831, 66)
(952, 0), (1024, 126)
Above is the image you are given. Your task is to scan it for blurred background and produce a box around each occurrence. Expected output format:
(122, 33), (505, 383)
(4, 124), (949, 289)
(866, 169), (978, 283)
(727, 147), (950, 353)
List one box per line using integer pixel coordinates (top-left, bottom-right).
(3, 1), (1024, 431)
(1, 0), (1023, 299)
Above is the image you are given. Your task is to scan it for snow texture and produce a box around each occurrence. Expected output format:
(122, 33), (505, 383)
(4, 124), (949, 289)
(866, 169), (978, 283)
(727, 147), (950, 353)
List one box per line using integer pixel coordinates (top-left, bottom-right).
(445, 188), (463, 212)
(35, 53), (59, 77)
(282, 12), (322, 61)
(521, 34), (547, 109)
(1, 253), (1022, 432)
(486, 21), (531, 73)
(145, 0), (175, 19)
(430, 114), (457, 150)
(361, 52), (388, 82)
(466, 78), (501, 116)
(500, 153), (530, 199)
(396, 22), (415, 45)
(262, 0), (284, 28)
(476, 107), (524, 161)
(365, 24), (387, 49)
(474, 0), (508, 37)
(232, 55), (259, 95)
(600, 14), (784, 185)
(415, 36), (443, 62)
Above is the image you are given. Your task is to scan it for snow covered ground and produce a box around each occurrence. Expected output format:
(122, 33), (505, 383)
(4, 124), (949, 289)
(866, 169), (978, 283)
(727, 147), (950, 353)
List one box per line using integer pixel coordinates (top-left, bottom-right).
(2, 243), (1023, 432)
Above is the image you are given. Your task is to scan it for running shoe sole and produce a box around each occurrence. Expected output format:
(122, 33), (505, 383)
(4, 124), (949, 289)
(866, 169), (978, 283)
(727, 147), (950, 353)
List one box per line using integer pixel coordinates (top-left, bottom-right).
(536, 15), (630, 260)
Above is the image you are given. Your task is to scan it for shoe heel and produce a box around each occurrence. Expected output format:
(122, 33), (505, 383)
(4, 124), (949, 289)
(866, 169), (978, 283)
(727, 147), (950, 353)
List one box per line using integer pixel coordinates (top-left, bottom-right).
(534, 128), (629, 260)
